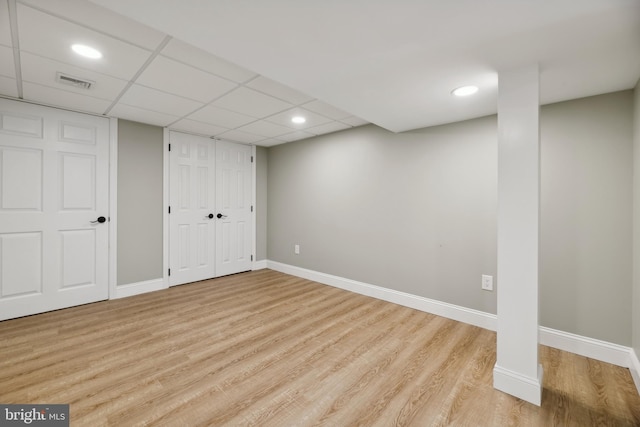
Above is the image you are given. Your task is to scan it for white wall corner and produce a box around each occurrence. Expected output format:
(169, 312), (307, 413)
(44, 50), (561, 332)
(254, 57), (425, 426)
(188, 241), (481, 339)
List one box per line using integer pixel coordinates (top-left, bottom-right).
(630, 349), (640, 395)
(114, 278), (167, 299)
(493, 364), (543, 406)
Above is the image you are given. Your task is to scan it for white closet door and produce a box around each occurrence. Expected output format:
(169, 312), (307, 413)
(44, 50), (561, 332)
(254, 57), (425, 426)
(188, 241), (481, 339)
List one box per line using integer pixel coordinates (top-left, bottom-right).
(0, 99), (109, 321)
(169, 132), (216, 286)
(215, 140), (252, 277)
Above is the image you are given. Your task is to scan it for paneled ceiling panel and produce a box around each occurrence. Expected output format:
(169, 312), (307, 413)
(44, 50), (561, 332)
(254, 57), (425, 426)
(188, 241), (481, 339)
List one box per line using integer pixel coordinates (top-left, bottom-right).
(237, 120), (293, 138)
(109, 103), (180, 127)
(277, 131), (315, 143)
(0, 0), (11, 47)
(186, 104), (255, 129)
(136, 55), (238, 103)
(117, 84), (203, 117)
(217, 129), (265, 144)
(246, 76), (314, 105)
(341, 116), (369, 127)
(0, 76), (18, 98)
(266, 108), (333, 130)
(161, 38), (257, 83)
(22, 81), (112, 114)
(303, 100), (351, 120)
(212, 87), (292, 118)
(0, 45), (15, 78)
(20, 52), (127, 100)
(170, 118), (229, 137)
(17, 4), (153, 80)
(19, 0), (166, 50)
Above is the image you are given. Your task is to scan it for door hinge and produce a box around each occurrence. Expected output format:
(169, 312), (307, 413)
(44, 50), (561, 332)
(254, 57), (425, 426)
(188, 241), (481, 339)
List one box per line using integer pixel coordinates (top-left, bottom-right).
(168, 206), (171, 214)
(168, 144), (171, 151)
(251, 205), (253, 212)
(251, 155), (254, 163)
(168, 268), (171, 276)
(251, 255), (253, 261)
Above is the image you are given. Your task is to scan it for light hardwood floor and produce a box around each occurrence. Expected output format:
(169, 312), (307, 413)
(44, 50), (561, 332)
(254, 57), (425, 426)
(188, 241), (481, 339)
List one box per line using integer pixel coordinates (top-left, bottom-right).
(1, 269), (639, 426)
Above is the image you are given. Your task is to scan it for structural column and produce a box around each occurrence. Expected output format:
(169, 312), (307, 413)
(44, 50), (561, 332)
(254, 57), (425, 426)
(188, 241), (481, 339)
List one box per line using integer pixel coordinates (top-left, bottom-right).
(493, 64), (543, 405)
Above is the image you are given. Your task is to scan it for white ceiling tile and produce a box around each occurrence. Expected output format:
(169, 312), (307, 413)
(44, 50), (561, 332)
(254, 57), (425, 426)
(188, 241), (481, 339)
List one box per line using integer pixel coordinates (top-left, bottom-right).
(212, 87), (292, 118)
(306, 121), (351, 136)
(277, 131), (315, 143)
(19, 0), (166, 50)
(22, 81), (112, 114)
(17, 4), (153, 80)
(0, 75), (18, 98)
(137, 55), (238, 103)
(266, 107), (333, 130)
(302, 100), (352, 120)
(0, 45), (15, 78)
(161, 38), (257, 83)
(217, 129), (264, 144)
(118, 84), (203, 117)
(237, 120), (293, 138)
(246, 76), (314, 105)
(0, 0), (11, 47)
(170, 118), (229, 137)
(20, 52), (127, 100)
(186, 104), (255, 129)
(340, 116), (369, 127)
(109, 103), (180, 127)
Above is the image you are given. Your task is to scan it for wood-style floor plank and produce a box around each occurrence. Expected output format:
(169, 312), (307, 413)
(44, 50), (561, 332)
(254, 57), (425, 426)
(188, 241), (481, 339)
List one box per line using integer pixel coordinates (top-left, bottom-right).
(1, 269), (639, 426)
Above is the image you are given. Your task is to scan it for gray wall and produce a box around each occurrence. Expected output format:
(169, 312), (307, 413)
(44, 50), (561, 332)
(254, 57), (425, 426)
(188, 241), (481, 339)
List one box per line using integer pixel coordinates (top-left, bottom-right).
(117, 120), (164, 285)
(256, 146), (268, 260)
(633, 80), (640, 357)
(540, 91), (633, 345)
(268, 118), (499, 314)
(267, 90), (634, 345)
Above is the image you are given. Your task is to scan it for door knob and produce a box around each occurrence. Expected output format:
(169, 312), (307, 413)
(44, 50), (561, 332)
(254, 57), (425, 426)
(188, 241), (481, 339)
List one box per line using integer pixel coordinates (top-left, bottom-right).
(216, 213), (227, 219)
(91, 216), (106, 224)
(208, 213), (214, 219)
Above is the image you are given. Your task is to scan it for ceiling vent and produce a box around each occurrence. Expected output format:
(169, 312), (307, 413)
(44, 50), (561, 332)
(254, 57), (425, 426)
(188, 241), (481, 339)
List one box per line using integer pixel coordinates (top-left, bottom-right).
(56, 72), (94, 90)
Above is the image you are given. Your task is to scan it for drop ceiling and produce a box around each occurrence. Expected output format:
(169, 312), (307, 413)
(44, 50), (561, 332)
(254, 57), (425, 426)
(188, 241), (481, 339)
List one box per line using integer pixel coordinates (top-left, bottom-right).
(0, 0), (368, 146)
(1, 0), (639, 145)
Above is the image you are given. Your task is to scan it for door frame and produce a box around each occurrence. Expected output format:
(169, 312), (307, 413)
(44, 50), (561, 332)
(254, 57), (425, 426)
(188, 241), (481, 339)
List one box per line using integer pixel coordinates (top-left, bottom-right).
(162, 130), (258, 288)
(108, 117), (118, 300)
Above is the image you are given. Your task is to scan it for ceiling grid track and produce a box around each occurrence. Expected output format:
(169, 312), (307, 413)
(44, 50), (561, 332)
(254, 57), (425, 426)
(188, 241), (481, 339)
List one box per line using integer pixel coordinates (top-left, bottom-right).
(7, 0), (23, 98)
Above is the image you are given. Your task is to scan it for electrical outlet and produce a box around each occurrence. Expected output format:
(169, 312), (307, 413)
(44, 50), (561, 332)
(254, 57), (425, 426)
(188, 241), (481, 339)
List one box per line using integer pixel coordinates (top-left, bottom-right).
(481, 275), (493, 291)
(294, 244), (300, 255)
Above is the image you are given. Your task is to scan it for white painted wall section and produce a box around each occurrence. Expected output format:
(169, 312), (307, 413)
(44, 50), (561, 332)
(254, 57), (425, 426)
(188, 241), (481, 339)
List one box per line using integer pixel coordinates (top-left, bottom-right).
(493, 65), (543, 405)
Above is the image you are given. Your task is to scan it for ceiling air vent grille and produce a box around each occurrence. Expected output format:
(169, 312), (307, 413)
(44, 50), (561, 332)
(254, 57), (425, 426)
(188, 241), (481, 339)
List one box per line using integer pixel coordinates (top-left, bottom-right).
(56, 72), (94, 90)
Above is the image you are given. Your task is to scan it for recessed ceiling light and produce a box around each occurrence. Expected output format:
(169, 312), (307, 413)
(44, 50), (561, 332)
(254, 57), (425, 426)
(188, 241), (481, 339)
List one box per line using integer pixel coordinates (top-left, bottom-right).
(452, 85), (479, 97)
(291, 116), (306, 124)
(71, 44), (103, 59)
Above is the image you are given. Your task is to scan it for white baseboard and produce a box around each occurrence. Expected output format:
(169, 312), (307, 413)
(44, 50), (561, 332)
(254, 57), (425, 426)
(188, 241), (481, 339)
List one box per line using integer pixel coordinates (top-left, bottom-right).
(253, 259), (268, 270)
(267, 261), (497, 331)
(493, 364), (543, 406)
(539, 326), (632, 368)
(266, 260), (638, 378)
(630, 349), (640, 395)
(113, 278), (166, 299)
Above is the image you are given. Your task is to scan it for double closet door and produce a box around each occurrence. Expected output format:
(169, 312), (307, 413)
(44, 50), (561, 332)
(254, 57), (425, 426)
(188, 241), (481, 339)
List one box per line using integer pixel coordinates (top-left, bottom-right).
(169, 131), (252, 286)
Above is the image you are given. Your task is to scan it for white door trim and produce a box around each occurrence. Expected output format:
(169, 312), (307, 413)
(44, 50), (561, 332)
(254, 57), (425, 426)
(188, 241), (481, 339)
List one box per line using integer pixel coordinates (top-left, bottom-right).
(108, 117), (118, 299)
(163, 128), (170, 286)
(252, 144), (257, 268)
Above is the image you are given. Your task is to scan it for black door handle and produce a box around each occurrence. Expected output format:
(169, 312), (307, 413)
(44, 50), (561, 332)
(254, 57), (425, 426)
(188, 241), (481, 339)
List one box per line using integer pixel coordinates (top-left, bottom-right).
(91, 216), (106, 224)
(217, 213), (227, 219)
(208, 213), (214, 219)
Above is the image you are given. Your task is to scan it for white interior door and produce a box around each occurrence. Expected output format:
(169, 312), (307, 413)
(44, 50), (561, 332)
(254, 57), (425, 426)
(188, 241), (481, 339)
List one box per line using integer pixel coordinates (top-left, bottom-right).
(169, 132), (216, 286)
(0, 99), (109, 321)
(169, 132), (252, 285)
(215, 140), (252, 276)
